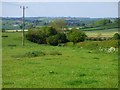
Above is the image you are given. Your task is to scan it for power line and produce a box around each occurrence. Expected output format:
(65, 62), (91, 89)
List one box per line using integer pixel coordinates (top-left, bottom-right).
(20, 6), (28, 47)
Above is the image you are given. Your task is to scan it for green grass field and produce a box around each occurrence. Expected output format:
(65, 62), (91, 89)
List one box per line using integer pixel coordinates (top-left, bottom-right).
(85, 28), (118, 37)
(2, 32), (118, 88)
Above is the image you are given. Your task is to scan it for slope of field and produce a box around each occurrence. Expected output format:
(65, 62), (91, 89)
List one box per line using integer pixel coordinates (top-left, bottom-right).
(2, 32), (118, 88)
(85, 28), (118, 37)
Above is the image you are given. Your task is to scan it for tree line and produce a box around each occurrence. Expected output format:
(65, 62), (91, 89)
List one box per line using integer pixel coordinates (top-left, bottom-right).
(26, 20), (87, 46)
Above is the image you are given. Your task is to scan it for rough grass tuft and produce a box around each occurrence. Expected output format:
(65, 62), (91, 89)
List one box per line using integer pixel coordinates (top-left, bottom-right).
(66, 80), (83, 86)
(49, 51), (62, 55)
(24, 51), (45, 57)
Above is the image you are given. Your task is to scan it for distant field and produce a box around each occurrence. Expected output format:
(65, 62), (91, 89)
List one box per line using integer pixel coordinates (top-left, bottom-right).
(2, 32), (118, 88)
(85, 29), (118, 37)
(3, 28), (118, 37)
(3, 29), (28, 32)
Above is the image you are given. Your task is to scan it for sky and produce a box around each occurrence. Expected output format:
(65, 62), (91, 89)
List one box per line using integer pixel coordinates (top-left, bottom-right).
(1, 0), (120, 2)
(1, 1), (118, 18)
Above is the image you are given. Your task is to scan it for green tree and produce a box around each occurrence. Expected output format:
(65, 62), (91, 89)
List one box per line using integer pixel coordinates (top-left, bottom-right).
(114, 18), (120, 24)
(113, 33), (120, 40)
(67, 28), (87, 44)
(49, 19), (66, 32)
(26, 26), (58, 44)
(94, 19), (112, 27)
(47, 35), (59, 46)
(46, 33), (67, 46)
(43, 26), (57, 36)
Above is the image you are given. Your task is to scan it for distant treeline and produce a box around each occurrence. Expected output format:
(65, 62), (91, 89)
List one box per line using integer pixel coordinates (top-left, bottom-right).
(2, 17), (119, 30)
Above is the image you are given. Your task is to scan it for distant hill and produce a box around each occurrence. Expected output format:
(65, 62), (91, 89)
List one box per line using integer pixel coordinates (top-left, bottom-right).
(1, 17), (118, 30)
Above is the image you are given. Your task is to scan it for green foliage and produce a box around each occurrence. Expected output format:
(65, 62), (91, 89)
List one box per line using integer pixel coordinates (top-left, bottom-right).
(41, 26), (57, 36)
(26, 26), (58, 44)
(26, 25), (69, 46)
(93, 19), (112, 27)
(46, 35), (59, 46)
(55, 33), (68, 43)
(114, 18), (120, 26)
(67, 28), (87, 43)
(46, 33), (67, 46)
(49, 19), (66, 32)
(26, 29), (46, 44)
(83, 19), (119, 31)
(113, 33), (120, 40)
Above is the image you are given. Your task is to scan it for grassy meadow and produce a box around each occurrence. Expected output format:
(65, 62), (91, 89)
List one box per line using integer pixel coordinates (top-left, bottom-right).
(85, 28), (118, 37)
(2, 31), (118, 88)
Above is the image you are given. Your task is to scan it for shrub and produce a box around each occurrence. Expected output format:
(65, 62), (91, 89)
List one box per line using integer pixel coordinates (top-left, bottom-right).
(26, 30), (46, 44)
(26, 26), (87, 46)
(55, 33), (68, 43)
(47, 35), (59, 46)
(26, 26), (58, 44)
(42, 26), (57, 36)
(47, 33), (68, 46)
(113, 33), (120, 40)
(67, 28), (87, 44)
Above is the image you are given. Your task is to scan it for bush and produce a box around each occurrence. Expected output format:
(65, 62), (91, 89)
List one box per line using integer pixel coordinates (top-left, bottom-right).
(47, 35), (59, 46)
(42, 26), (57, 36)
(67, 28), (87, 43)
(26, 26), (87, 46)
(55, 33), (68, 43)
(26, 26), (58, 44)
(113, 33), (120, 40)
(46, 33), (68, 46)
(26, 30), (46, 44)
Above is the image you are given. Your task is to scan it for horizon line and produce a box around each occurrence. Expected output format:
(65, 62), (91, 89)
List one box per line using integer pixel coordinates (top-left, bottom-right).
(1, 16), (118, 18)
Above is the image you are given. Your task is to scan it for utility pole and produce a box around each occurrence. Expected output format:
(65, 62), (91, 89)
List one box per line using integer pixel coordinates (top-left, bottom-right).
(20, 6), (28, 47)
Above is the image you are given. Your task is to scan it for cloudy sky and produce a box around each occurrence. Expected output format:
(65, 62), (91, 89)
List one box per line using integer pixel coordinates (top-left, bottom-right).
(1, 1), (119, 18)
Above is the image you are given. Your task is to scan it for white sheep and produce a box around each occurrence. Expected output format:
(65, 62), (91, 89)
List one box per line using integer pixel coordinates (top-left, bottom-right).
(107, 47), (116, 53)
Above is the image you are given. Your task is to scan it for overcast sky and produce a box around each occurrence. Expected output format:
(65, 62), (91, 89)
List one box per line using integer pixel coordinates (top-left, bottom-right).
(1, 2), (118, 18)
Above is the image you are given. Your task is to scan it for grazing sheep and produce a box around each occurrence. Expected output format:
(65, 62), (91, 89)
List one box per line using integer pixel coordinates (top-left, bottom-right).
(99, 47), (116, 53)
(107, 47), (116, 53)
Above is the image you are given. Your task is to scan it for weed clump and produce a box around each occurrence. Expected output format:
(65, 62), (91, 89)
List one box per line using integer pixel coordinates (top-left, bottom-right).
(24, 51), (45, 57)
(66, 80), (83, 86)
(49, 51), (62, 55)
(79, 73), (86, 77)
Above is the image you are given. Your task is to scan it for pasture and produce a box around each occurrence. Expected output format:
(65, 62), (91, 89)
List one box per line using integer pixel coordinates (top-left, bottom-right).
(85, 28), (118, 37)
(2, 32), (118, 88)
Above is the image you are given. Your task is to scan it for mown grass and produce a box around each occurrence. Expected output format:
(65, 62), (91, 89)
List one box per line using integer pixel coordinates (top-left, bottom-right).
(2, 32), (118, 88)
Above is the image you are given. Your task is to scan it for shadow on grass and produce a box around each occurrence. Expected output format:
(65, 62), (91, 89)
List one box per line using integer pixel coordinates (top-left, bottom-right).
(65, 79), (98, 86)
(12, 50), (62, 58)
